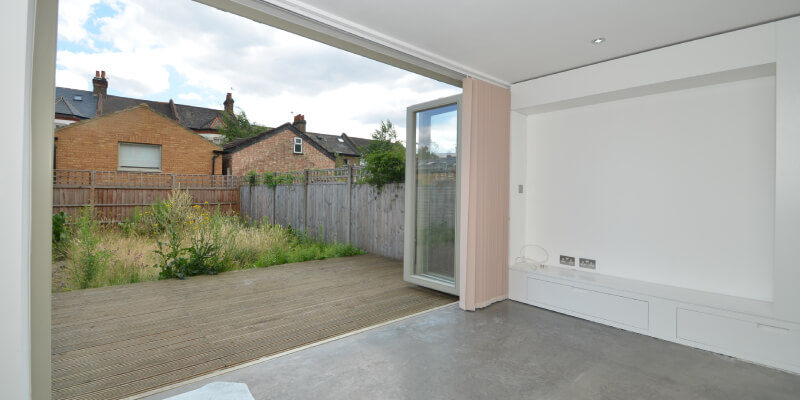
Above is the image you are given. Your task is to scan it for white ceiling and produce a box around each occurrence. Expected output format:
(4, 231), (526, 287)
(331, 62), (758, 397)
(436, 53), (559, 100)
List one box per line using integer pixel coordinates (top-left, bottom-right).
(270, 0), (800, 86)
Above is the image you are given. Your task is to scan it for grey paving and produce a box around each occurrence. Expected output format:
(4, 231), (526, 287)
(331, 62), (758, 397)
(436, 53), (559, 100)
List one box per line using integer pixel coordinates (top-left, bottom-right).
(144, 300), (800, 400)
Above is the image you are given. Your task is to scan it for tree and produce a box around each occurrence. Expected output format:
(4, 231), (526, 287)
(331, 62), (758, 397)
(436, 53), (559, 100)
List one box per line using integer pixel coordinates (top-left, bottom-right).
(219, 110), (267, 143)
(360, 120), (405, 191)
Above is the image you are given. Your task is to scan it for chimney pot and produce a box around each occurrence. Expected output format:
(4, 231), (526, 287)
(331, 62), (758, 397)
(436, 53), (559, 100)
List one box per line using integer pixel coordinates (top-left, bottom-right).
(92, 70), (108, 96)
(223, 93), (235, 116)
(293, 114), (306, 132)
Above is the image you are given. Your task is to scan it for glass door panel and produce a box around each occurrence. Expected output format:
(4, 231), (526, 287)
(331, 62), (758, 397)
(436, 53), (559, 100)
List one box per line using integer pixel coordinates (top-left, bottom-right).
(404, 95), (460, 295)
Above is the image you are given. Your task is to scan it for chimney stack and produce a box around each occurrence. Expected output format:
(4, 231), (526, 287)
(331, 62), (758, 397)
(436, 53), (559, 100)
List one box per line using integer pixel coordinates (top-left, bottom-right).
(293, 114), (306, 132)
(92, 70), (108, 96)
(223, 93), (235, 116)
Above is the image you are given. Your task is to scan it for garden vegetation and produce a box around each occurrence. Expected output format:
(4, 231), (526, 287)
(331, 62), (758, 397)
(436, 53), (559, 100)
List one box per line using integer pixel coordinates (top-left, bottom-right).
(52, 189), (363, 291)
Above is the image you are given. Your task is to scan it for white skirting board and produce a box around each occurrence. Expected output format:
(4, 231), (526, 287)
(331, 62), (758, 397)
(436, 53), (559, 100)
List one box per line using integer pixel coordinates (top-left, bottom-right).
(509, 265), (800, 375)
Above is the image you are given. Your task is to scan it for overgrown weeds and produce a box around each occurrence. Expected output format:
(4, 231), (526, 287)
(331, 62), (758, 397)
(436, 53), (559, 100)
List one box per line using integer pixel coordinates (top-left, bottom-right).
(67, 207), (113, 289)
(246, 170), (297, 188)
(53, 189), (366, 291)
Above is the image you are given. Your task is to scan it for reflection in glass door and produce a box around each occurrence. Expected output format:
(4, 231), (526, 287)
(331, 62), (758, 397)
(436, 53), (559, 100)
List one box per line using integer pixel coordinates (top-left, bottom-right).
(404, 95), (460, 295)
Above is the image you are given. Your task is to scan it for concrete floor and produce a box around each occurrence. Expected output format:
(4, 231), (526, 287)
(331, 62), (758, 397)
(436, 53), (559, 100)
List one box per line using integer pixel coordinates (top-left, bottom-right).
(144, 300), (800, 400)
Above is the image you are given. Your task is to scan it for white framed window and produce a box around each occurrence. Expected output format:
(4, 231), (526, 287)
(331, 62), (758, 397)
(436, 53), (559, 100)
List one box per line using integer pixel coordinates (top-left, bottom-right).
(294, 137), (303, 154)
(118, 142), (162, 171)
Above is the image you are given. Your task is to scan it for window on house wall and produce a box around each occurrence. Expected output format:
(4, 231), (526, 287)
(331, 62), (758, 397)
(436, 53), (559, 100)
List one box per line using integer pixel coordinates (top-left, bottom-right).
(118, 142), (162, 171)
(294, 137), (303, 154)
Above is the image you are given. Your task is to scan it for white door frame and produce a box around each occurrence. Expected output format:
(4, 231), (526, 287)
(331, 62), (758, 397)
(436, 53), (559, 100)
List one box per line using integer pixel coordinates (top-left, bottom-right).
(404, 94), (462, 296)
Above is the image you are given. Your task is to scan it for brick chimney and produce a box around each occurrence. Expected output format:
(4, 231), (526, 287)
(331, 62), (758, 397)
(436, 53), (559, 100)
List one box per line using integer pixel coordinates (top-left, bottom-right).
(92, 70), (108, 96)
(293, 114), (306, 132)
(223, 93), (234, 116)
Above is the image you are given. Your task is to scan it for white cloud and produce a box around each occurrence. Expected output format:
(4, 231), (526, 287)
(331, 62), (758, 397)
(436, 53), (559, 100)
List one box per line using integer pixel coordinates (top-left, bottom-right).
(55, 0), (461, 139)
(177, 92), (202, 101)
(57, 0), (103, 46)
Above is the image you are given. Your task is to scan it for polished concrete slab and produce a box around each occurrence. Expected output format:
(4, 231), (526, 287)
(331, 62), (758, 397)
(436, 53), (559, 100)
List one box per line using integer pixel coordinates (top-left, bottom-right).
(144, 300), (800, 400)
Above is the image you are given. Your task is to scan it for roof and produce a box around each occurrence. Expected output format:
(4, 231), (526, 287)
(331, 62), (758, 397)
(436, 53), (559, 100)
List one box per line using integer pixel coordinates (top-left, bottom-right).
(308, 132), (361, 156)
(346, 135), (372, 150)
(102, 95), (174, 120)
(54, 88), (97, 119)
(223, 123), (374, 159)
(174, 103), (225, 130)
(55, 87), (227, 131)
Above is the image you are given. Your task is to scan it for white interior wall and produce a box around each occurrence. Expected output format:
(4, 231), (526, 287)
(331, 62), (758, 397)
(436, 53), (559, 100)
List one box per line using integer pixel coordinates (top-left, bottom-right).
(508, 111), (527, 264)
(0, 0), (34, 398)
(525, 75), (776, 300)
(509, 17), (800, 373)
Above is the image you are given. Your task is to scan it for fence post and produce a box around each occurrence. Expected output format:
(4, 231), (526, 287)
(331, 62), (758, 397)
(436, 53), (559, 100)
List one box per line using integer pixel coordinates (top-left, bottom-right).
(171, 174), (177, 189)
(303, 169), (309, 235)
(346, 165), (353, 244)
(89, 170), (96, 207)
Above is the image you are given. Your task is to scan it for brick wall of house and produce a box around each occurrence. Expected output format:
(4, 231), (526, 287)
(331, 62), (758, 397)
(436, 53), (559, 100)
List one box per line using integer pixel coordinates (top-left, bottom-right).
(341, 155), (361, 166)
(225, 129), (335, 175)
(55, 106), (222, 175)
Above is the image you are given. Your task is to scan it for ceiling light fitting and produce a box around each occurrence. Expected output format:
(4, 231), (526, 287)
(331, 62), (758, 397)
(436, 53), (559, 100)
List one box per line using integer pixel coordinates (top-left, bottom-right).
(592, 38), (606, 44)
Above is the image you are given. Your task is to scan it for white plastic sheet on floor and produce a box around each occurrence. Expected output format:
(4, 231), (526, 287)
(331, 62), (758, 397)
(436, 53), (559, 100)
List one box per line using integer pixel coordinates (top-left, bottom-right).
(165, 382), (255, 400)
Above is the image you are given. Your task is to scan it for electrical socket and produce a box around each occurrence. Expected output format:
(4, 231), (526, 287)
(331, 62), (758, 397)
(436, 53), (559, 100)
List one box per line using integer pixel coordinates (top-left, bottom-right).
(579, 258), (596, 269)
(559, 255), (575, 266)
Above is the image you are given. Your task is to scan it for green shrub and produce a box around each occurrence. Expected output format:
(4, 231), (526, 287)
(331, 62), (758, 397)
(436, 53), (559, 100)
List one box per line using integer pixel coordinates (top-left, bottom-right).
(246, 170), (259, 185)
(52, 212), (71, 261)
(53, 212), (71, 244)
(152, 228), (189, 279)
(263, 172), (295, 188)
(359, 120), (405, 192)
(254, 246), (290, 268)
(323, 242), (365, 258)
(69, 207), (112, 289)
(121, 189), (194, 237)
(118, 207), (142, 236)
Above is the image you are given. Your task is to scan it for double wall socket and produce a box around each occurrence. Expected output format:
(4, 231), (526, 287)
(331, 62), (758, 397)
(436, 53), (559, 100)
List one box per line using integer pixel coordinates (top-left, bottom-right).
(579, 258), (596, 269)
(559, 255), (575, 266)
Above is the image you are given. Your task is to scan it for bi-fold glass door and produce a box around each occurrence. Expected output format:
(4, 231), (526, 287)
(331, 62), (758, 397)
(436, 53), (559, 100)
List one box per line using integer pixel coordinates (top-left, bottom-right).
(403, 95), (460, 295)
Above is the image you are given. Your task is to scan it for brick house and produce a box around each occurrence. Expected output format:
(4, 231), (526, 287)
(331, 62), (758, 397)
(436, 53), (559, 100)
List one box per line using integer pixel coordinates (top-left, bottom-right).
(56, 71), (371, 175)
(222, 114), (370, 175)
(54, 104), (223, 175)
(55, 71), (233, 144)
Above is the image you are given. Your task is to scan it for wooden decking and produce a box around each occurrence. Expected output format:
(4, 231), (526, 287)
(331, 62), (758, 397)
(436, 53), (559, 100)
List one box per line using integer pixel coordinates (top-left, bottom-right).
(51, 254), (456, 400)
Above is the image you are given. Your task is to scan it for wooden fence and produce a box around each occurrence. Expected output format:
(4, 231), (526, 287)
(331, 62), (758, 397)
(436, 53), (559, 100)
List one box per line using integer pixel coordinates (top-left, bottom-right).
(54, 167), (454, 261)
(53, 170), (240, 222)
(240, 166), (407, 259)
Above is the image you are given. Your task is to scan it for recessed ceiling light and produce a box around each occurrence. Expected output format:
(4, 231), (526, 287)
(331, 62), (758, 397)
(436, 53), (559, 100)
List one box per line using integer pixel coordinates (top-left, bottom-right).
(592, 38), (606, 44)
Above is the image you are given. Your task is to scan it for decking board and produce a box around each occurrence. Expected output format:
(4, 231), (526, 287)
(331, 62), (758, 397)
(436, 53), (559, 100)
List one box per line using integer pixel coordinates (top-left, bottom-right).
(52, 254), (455, 400)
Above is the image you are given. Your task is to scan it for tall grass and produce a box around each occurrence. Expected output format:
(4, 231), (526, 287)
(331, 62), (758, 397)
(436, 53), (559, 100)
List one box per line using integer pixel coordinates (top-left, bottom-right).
(53, 189), (365, 291)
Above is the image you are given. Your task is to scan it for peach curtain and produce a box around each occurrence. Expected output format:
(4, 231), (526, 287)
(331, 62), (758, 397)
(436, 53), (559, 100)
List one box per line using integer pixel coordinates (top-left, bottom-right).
(459, 78), (511, 311)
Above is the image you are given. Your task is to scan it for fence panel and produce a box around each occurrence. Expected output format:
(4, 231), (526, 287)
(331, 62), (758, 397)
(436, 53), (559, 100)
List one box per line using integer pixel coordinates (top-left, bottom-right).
(239, 185), (276, 224)
(53, 170), (239, 222)
(274, 184), (305, 230)
(240, 176), (405, 260)
(349, 183), (405, 260)
(306, 183), (349, 243)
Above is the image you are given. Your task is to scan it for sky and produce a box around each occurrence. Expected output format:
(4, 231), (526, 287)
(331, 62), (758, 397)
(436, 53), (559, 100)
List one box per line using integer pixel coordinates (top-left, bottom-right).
(55, 0), (461, 140)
